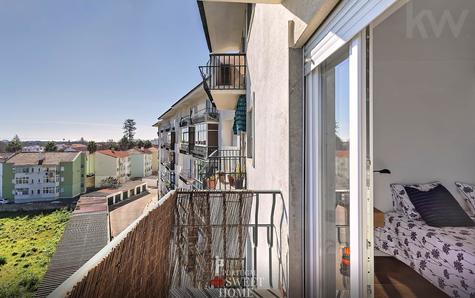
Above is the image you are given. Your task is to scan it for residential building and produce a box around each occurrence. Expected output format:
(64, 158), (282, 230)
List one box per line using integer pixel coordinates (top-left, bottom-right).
(0, 153), (15, 199)
(22, 145), (44, 152)
(84, 152), (96, 191)
(153, 82), (244, 198)
(147, 146), (159, 174)
(50, 1), (475, 297)
(128, 148), (153, 178)
(94, 150), (130, 187)
(2, 152), (86, 203)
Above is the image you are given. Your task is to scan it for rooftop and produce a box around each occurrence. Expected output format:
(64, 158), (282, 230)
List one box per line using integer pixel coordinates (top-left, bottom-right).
(0, 152), (15, 163)
(96, 149), (128, 158)
(81, 180), (147, 198)
(6, 152), (80, 166)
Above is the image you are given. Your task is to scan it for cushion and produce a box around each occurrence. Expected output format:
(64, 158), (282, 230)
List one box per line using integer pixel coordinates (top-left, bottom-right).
(404, 184), (475, 227)
(390, 182), (440, 220)
(455, 182), (475, 215)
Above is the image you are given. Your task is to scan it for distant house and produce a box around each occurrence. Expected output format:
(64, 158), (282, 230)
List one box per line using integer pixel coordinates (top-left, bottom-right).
(22, 145), (44, 152)
(64, 144), (88, 152)
(128, 149), (153, 179)
(2, 152), (86, 203)
(0, 153), (15, 200)
(146, 147), (159, 175)
(94, 150), (130, 187)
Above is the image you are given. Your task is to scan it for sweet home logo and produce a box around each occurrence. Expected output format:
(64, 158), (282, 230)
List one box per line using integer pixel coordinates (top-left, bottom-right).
(406, 2), (470, 39)
(209, 258), (264, 297)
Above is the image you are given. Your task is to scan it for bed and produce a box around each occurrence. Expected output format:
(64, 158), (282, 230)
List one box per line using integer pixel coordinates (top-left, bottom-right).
(374, 212), (475, 297)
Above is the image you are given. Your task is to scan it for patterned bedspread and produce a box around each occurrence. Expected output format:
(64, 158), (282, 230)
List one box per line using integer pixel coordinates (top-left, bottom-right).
(375, 212), (475, 298)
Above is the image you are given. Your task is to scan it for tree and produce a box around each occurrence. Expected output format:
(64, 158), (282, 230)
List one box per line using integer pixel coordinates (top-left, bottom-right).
(101, 177), (120, 189)
(123, 119), (136, 144)
(45, 141), (57, 152)
(119, 136), (129, 151)
(143, 140), (152, 149)
(80, 137), (85, 144)
(6, 135), (22, 153)
(135, 139), (144, 149)
(87, 141), (97, 154)
(107, 140), (119, 150)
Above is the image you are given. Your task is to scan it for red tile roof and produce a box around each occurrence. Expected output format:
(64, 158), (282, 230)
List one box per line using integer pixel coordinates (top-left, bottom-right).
(97, 149), (129, 158)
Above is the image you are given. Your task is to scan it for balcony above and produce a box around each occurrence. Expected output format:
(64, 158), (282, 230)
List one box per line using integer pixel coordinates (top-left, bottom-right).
(199, 53), (246, 110)
(192, 106), (219, 123)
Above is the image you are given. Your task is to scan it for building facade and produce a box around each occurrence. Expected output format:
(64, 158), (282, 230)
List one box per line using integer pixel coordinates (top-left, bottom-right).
(2, 152), (86, 203)
(154, 82), (244, 198)
(94, 150), (130, 187)
(128, 149), (153, 178)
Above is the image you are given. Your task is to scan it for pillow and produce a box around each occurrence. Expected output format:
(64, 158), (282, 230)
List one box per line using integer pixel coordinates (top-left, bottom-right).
(390, 182), (440, 220)
(455, 182), (475, 215)
(404, 184), (475, 227)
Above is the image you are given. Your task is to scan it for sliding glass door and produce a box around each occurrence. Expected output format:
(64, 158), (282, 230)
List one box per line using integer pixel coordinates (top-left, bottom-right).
(305, 33), (371, 297)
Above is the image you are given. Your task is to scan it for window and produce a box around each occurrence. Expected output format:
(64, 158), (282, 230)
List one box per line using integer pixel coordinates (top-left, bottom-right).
(195, 123), (207, 146)
(181, 127), (189, 143)
(15, 177), (29, 185)
(43, 187), (55, 194)
(16, 188), (29, 195)
(37, 189), (40, 194)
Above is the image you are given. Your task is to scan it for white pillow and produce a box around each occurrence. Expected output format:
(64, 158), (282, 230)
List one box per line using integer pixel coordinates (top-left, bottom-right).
(454, 182), (475, 215)
(390, 182), (441, 220)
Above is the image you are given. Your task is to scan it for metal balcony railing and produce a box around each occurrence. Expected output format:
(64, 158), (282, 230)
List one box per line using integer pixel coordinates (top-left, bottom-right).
(199, 54), (246, 97)
(55, 190), (288, 297)
(192, 106), (219, 123)
(193, 149), (246, 190)
(179, 143), (189, 154)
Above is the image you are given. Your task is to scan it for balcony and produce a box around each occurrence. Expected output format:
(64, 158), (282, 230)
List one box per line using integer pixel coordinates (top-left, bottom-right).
(193, 149), (246, 190)
(199, 53), (246, 110)
(179, 143), (189, 154)
(52, 190), (288, 297)
(191, 106), (219, 123)
(191, 145), (218, 160)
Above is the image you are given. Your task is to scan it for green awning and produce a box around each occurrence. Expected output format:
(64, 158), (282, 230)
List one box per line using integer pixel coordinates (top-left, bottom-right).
(233, 95), (246, 135)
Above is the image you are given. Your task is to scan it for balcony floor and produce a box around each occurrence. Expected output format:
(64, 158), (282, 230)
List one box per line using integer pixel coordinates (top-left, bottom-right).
(170, 288), (282, 298)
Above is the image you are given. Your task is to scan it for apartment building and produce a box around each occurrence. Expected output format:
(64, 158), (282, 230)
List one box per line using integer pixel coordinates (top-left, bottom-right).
(0, 153), (15, 200)
(154, 82), (244, 197)
(1, 152), (86, 203)
(94, 150), (130, 187)
(147, 146), (159, 174)
(128, 148), (153, 178)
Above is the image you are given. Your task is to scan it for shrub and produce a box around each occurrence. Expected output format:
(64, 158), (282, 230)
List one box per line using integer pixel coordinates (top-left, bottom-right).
(19, 273), (39, 291)
(0, 256), (6, 266)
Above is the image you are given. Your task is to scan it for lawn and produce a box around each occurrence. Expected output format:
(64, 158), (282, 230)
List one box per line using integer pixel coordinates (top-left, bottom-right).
(0, 209), (71, 297)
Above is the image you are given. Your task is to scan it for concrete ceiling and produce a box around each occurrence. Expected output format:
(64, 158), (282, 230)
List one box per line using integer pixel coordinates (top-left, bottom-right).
(200, 1), (247, 53)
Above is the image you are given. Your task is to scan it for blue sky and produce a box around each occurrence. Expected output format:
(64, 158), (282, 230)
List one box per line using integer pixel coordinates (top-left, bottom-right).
(0, 0), (209, 142)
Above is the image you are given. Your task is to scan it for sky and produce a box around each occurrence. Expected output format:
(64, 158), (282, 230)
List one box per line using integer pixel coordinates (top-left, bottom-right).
(0, 0), (209, 142)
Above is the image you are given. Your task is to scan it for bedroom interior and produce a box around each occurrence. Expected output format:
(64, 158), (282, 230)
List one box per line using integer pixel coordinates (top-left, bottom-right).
(371, 0), (475, 297)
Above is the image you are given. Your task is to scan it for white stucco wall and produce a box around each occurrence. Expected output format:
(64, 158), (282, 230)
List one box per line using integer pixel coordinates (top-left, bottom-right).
(129, 154), (145, 178)
(95, 154), (120, 187)
(247, 4), (301, 203)
(373, 0), (475, 211)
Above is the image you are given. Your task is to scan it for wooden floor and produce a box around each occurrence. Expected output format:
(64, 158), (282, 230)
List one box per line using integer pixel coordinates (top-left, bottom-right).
(374, 257), (448, 298)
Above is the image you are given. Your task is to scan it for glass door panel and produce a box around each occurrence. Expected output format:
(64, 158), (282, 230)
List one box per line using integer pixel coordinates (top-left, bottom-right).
(322, 45), (351, 298)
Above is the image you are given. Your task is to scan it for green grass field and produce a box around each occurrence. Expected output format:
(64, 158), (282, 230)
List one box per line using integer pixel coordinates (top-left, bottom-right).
(0, 210), (71, 297)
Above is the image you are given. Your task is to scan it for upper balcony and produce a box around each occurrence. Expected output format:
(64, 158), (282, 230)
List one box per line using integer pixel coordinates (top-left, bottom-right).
(193, 149), (246, 190)
(192, 106), (219, 123)
(199, 53), (246, 110)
